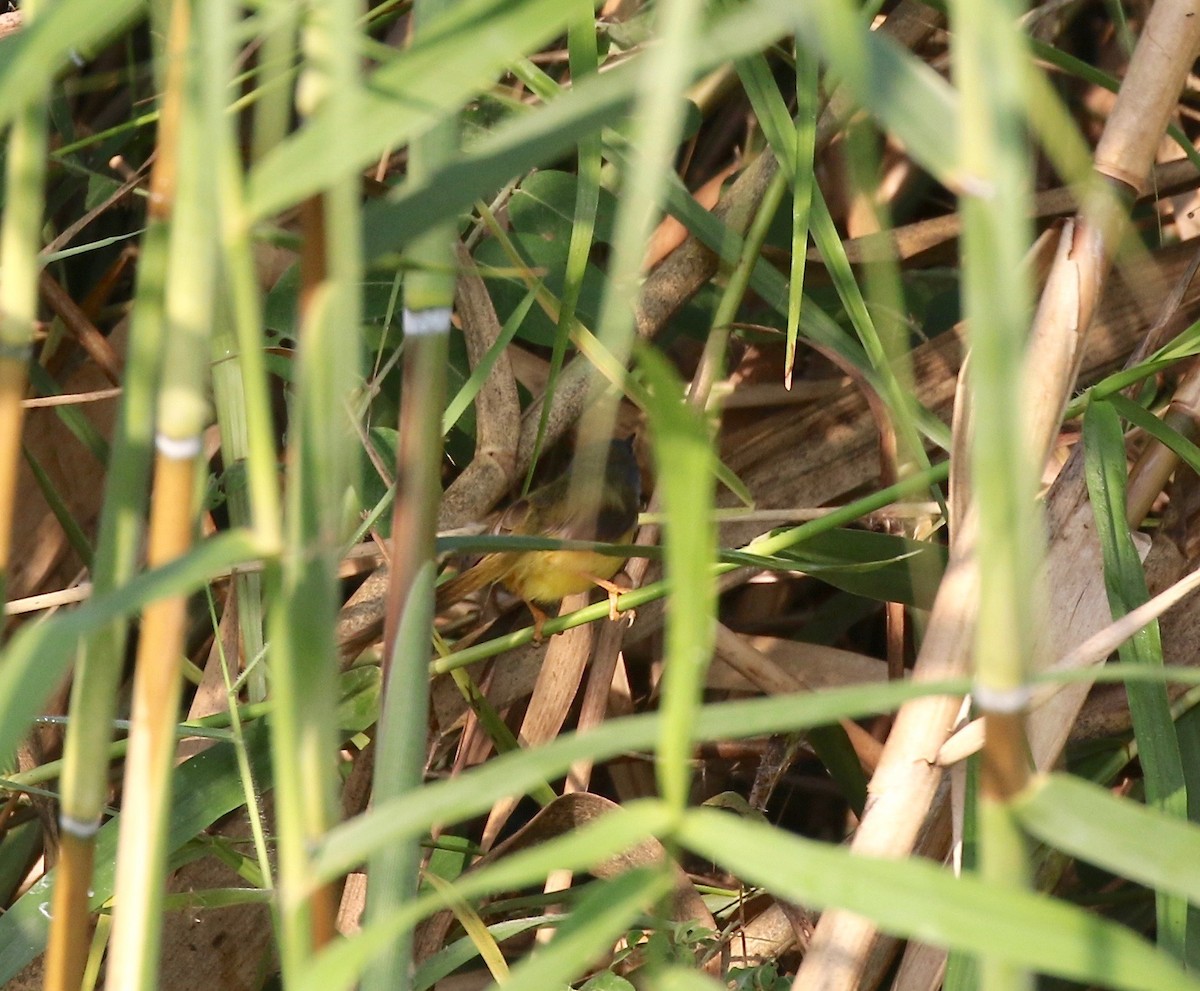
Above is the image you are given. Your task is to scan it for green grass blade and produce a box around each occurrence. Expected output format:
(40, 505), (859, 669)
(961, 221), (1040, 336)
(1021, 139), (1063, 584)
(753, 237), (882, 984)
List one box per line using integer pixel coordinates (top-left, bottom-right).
(787, 44), (818, 387)
(300, 801), (679, 991)
(1013, 773), (1200, 905)
(677, 806), (1200, 991)
(1105, 391), (1200, 477)
(1083, 398), (1188, 959)
(500, 869), (675, 991)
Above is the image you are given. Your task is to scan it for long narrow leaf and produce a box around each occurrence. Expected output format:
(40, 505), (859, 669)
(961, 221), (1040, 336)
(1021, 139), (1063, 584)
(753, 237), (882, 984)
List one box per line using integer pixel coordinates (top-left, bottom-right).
(677, 807), (1200, 991)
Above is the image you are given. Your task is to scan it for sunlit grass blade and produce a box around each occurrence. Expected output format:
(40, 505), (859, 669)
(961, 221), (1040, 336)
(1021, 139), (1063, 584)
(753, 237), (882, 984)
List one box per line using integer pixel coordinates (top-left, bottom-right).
(786, 44), (818, 388)
(1013, 772), (1200, 904)
(1083, 398), (1188, 959)
(677, 806), (1200, 991)
(309, 678), (967, 887)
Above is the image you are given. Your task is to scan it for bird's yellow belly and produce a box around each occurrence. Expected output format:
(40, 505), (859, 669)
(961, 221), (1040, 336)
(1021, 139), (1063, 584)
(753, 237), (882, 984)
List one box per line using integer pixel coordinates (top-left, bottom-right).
(502, 548), (625, 604)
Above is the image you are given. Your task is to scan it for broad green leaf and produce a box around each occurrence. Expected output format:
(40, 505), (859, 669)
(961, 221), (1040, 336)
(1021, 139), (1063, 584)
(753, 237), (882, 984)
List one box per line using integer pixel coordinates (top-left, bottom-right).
(769, 527), (947, 609)
(507, 169), (618, 246)
(1013, 773), (1200, 906)
(677, 807), (1200, 991)
(473, 233), (606, 346)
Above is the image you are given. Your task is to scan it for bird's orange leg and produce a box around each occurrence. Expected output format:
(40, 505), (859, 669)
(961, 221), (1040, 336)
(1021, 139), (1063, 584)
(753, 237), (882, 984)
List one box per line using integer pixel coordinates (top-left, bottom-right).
(588, 576), (631, 622)
(527, 601), (550, 642)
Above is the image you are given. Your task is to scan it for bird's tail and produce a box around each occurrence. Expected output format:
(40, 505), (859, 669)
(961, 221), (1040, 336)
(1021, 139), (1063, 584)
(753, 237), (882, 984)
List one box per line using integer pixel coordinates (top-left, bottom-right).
(434, 553), (511, 611)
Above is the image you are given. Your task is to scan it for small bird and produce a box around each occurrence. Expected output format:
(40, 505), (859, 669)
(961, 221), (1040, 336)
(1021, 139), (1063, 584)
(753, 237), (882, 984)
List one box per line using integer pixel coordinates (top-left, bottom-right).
(435, 437), (641, 638)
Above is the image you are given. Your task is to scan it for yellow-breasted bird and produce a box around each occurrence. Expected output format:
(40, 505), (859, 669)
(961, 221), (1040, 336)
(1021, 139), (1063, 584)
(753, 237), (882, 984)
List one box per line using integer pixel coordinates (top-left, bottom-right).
(435, 437), (641, 638)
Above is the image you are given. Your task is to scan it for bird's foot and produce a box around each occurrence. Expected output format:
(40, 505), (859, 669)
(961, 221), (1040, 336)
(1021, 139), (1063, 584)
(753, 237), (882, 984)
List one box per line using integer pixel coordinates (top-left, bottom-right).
(529, 602), (549, 643)
(591, 577), (632, 624)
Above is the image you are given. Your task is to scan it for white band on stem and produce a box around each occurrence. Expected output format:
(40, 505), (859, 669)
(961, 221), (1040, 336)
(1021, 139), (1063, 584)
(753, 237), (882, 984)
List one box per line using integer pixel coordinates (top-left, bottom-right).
(59, 813), (101, 839)
(403, 306), (452, 337)
(156, 432), (203, 460)
(971, 681), (1032, 714)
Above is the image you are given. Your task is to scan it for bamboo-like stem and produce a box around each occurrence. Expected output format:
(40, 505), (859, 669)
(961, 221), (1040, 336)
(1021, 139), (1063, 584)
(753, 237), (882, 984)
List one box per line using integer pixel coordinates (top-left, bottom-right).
(1021, 0), (1200, 466)
(367, 1), (457, 985)
(269, 0), (363, 978)
(0, 361), (28, 578)
(43, 0), (188, 979)
(211, 1), (286, 704)
(952, 3), (1038, 990)
(1125, 402), (1196, 528)
(104, 452), (200, 990)
(44, 832), (93, 989)
(0, 0), (48, 605)
(104, 0), (216, 984)
(952, 0), (1039, 742)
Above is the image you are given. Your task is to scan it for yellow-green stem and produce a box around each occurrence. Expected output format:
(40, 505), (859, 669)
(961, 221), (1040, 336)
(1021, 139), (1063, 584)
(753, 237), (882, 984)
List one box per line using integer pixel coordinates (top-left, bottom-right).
(0, 0), (49, 603)
(104, 450), (199, 989)
(46, 42), (181, 990)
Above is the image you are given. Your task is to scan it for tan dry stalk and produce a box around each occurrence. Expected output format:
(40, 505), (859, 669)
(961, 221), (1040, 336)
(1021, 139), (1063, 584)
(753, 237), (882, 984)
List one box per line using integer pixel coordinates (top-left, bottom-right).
(105, 451), (197, 985)
(819, 156), (1200, 267)
(1122, 245), (1200, 523)
(794, 515), (979, 991)
(0, 10), (20, 39)
(0, 359), (26, 571)
(794, 5), (1200, 989)
(1022, 0), (1200, 462)
(1126, 397), (1200, 527)
(43, 831), (94, 991)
